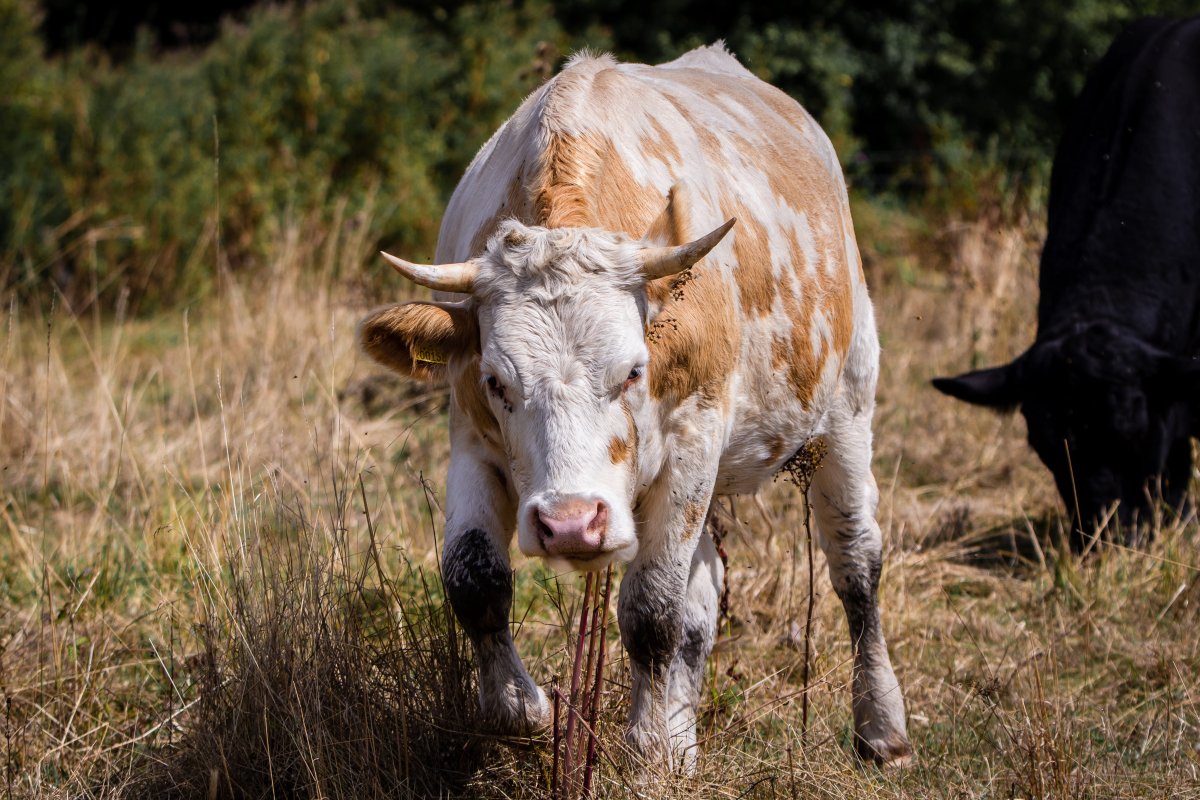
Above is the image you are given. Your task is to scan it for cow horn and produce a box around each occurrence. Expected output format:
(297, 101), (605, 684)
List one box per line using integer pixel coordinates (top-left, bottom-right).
(638, 218), (736, 280)
(380, 252), (477, 294)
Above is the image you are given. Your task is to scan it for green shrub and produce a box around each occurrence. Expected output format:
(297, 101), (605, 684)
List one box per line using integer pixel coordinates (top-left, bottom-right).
(2, 0), (566, 311)
(6, 0), (1199, 311)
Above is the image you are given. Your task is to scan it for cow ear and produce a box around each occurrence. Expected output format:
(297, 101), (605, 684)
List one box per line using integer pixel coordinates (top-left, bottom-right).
(641, 179), (696, 247)
(932, 363), (1023, 410)
(357, 301), (478, 381)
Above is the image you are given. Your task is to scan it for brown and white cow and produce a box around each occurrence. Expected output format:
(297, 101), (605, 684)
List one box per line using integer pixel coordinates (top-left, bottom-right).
(359, 44), (911, 768)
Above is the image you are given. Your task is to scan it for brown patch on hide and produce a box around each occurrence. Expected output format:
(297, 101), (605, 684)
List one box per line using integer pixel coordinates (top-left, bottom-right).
(803, 214), (855, 367)
(771, 335), (790, 370)
(641, 117), (682, 165)
(723, 201), (776, 317)
(591, 138), (663, 236)
(661, 94), (726, 164)
(824, 265), (855, 365)
(608, 435), (630, 465)
(756, 130), (844, 290)
(777, 268), (821, 409)
(531, 132), (660, 235)
(771, 218), (858, 408)
(681, 501), (707, 539)
(754, 82), (813, 138)
(646, 259), (737, 404)
(358, 302), (477, 382)
(706, 79), (842, 271)
(532, 133), (600, 229)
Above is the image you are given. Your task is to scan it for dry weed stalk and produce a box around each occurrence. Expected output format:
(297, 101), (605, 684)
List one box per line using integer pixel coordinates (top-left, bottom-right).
(552, 565), (613, 800)
(779, 438), (828, 745)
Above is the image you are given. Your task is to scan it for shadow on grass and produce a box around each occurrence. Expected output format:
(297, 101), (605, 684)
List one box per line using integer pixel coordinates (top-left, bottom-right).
(926, 504), (1069, 575)
(929, 499), (1195, 578)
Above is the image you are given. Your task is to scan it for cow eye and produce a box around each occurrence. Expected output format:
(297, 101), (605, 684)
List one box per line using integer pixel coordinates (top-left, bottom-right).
(623, 366), (644, 391)
(484, 374), (502, 395)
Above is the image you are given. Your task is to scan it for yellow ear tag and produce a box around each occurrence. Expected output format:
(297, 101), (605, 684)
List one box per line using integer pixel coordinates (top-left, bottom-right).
(411, 343), (448, 365)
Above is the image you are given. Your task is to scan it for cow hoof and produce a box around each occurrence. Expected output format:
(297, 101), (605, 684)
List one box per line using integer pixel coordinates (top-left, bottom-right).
(481, 683), (551, 737)
(855, 732), (913, 768)
(622, 723), (674, 778)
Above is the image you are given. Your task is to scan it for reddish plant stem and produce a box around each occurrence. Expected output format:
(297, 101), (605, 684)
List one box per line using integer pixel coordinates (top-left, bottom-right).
(576, 577), (604, 768)
(581, 565), (613, 800)
(563, 571), (594, 787)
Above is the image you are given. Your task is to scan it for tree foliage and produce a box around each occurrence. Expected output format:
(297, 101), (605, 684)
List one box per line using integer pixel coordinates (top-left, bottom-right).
(2, 0), (1196, 309)
(1, 0), (566, 308)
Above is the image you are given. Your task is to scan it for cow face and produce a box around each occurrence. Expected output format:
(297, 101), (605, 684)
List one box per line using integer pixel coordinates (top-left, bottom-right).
(933, 323), (1198, 530)
(359, 216), (733, 571)
(472, 224), (652, 569)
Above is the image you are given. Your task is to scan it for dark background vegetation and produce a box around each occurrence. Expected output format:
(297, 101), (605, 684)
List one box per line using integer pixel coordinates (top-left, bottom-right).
(1, 0), (1194, 311)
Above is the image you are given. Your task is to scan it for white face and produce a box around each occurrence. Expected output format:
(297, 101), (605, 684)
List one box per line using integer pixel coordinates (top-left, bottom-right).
(474, 223), (650, 570)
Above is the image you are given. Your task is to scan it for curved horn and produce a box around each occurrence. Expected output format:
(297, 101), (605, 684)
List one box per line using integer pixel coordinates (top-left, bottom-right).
(380, 252), (477, 294)
(638, 218), (736, 280)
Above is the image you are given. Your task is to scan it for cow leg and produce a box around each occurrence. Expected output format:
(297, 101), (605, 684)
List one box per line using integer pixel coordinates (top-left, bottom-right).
(664, 528), (723, 770)
(619, 544), (693, 769)
(808, 408), (911, 766)
(443, 527), (547, 734)
(619, 441), (720, 772)
(442, 436), (548, 735)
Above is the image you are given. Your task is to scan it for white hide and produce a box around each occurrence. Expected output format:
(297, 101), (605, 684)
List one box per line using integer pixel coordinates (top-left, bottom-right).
(394, 42), (912, 770)
(473, 224), (651, 568)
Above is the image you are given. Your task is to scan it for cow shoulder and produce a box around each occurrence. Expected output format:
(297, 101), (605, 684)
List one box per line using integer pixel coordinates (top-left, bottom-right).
(640, 183), (739, 405)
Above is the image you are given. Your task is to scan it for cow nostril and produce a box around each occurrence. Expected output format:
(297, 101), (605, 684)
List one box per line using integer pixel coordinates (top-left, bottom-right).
(590, 501), (608, 532)
(534, 509), (554, 540)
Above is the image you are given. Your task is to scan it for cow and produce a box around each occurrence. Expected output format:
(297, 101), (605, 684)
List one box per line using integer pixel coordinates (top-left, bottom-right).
(933, 16), (1200, 541)
(358, 44), (911, 768)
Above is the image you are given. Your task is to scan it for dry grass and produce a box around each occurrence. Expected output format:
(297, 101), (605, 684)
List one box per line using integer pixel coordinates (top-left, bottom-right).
(1, 205), (1198, 798)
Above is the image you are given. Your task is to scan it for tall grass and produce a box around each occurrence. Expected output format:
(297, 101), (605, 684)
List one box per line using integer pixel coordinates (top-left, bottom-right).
(2, 195), (1197, 797)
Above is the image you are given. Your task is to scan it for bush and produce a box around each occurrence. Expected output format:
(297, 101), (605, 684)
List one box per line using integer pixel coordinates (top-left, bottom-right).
(557, 0), (1198, 203)
(2, 0), (566, 311)
(6, 0), (1199, 311)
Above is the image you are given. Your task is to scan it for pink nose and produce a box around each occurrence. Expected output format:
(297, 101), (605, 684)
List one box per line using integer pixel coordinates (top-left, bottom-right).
(536, 499), (608, 557)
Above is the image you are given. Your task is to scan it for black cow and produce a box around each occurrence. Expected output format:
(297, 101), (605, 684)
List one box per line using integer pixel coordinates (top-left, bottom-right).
(934, 16), (1200, 538)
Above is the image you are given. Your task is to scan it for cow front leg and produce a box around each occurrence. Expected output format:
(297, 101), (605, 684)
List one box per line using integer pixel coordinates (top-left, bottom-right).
(442, 430), (548, 736)
(618, 446), (720, 772)
(443, 527), (548, 734)
(619, 548), (691, 767)
(665, 528), (723, 769)
(620, 531), (721, 772)
(809, 407), (911, 765)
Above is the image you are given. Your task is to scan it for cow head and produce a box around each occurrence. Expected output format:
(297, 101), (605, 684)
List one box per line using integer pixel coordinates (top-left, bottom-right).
(359, 214), (734, 570)
(933, 322), (1199, 531)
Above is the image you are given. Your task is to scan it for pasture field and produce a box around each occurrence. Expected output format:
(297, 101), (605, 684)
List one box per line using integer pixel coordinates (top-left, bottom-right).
(2, 202), (1198, 798)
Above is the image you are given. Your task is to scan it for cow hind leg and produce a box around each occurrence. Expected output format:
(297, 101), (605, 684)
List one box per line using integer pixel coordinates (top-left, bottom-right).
(665, 529), (724, 770)
(442, 527), (549, 735)
(809, 408), (912, 766)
